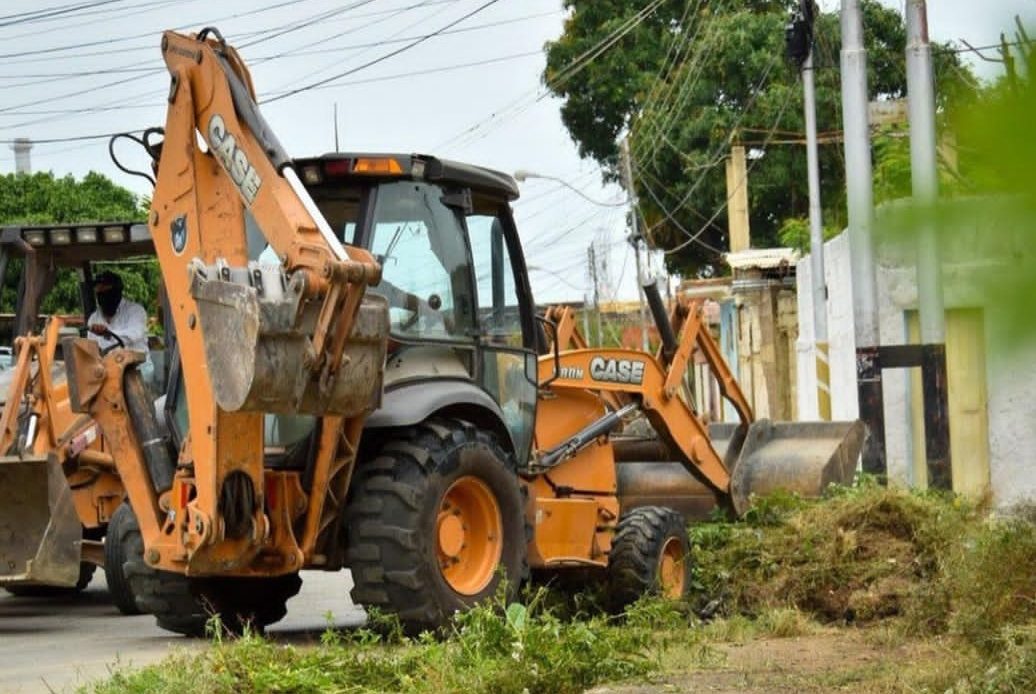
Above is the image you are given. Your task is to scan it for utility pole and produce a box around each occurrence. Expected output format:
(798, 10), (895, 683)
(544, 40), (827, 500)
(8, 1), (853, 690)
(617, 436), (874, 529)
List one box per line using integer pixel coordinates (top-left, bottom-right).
(620, 136), (650, 352)
(788, 1), (830, 419)
(724, 145), (751, 253)
(588, 242), (604, 347)
(906, 0), (951, 489)
(906, 0), (944, 344)
(841, 0), (884, 473)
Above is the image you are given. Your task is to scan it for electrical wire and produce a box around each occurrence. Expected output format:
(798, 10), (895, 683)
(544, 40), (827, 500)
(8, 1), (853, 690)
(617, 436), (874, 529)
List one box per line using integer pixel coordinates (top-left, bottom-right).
(436, 0), (666, 153)
(663, 85), (795, 256)
(261, 0), (503, 104)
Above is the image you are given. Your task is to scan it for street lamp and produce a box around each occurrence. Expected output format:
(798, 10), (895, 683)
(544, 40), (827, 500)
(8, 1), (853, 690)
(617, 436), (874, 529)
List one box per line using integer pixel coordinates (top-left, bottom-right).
(512, 170), (627, 207)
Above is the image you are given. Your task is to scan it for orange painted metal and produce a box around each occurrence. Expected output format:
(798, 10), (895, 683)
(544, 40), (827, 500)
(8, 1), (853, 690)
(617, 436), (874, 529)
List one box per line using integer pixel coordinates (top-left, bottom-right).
(436, 476), (503, 595)
(527, 298), (756, 568)
(74, 29), (386, 576)
(0, 319), (121, 535)
(658, 536), (685, 599)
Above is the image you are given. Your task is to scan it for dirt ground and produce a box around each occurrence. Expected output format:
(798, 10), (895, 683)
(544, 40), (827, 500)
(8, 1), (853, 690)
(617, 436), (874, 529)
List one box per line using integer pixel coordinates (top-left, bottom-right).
(594, 629), (934, 693)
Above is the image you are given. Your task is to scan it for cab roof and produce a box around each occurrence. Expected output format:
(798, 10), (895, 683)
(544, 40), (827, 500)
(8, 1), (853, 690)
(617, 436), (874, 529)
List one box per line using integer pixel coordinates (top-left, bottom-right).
(294, 153), (520, 201)
(0, 221), (152, 263)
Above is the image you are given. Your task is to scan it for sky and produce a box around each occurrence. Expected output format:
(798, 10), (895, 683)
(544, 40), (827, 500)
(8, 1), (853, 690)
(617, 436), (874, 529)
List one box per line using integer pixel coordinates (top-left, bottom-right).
(0, 0), (1030, 304)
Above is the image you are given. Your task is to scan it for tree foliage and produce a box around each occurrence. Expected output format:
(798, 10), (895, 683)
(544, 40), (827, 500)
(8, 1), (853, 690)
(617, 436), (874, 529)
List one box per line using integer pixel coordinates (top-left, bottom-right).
(544, 0), (977, 273)
(0, 171), (152, 316)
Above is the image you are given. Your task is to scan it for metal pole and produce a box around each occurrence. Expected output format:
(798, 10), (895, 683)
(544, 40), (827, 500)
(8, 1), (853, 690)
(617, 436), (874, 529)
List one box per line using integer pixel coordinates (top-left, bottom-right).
(803, 48), (831, 420)
(620, 137), (650, 352)
(906, 0), (951, 490)
(841, 0), (885, 474)
(906, 0), (944, 343)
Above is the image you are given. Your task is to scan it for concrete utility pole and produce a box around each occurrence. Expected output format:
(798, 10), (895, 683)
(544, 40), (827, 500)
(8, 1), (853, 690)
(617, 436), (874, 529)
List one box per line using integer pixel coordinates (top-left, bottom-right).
(906, 0), (944, 343)
(620, 136), (650, 352)
(790, 0), (832, 420)
(906, 0), (952, 490)
(841, 0), (884, 473)
(804, 51), (831, 420)
(725, 145), (751, 253)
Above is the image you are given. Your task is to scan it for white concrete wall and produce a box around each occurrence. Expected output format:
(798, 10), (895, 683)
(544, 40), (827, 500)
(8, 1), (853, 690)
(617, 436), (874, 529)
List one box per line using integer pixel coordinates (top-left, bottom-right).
(797, 223), (1036, 506)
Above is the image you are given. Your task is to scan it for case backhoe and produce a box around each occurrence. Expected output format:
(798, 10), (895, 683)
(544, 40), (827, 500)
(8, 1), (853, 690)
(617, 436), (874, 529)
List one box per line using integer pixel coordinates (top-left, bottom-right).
(0, 222), (157, 612)
(31, 27), (864, 635)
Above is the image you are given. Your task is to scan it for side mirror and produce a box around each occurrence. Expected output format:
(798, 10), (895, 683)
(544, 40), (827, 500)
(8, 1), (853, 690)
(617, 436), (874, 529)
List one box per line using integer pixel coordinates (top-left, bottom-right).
(534, 315), (560, 387)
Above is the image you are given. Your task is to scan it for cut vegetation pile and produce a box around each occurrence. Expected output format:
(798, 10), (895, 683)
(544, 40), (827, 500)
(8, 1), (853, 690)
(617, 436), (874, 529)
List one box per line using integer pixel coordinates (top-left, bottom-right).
(85, 482), (1036, 694)
(690, 481), (977, 623)
(691, 479), (1036, 691)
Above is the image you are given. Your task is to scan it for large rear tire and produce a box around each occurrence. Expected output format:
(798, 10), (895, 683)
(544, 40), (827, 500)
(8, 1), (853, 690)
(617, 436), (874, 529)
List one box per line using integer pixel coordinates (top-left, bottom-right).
(608, 506), (692, 610)
(104, 502), (143, 614)
(117, 501), (302, 636)
(346, 418), (528, 634)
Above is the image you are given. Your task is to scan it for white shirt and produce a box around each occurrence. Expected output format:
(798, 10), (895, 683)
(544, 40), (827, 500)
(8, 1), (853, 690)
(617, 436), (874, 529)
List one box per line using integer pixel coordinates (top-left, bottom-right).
(87, 299), (150, 357)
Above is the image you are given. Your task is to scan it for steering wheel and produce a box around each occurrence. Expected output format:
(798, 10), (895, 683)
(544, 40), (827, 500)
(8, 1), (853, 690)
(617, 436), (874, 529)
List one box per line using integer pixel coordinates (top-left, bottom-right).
(99, 330), (126, 356)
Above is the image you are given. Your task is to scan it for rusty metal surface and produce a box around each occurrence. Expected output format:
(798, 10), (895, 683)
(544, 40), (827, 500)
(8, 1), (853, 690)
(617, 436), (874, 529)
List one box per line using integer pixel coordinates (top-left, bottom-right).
(729, 419), (866, 515)
(191, 262), (388, 417)
(0, 454), (81, 587)
(616, 460), (720, 522)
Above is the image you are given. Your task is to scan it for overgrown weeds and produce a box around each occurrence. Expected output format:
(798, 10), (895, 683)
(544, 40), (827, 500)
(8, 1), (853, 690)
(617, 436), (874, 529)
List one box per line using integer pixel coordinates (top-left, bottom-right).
(85, 586), (666, 694)
(85, 482), (1036, 693)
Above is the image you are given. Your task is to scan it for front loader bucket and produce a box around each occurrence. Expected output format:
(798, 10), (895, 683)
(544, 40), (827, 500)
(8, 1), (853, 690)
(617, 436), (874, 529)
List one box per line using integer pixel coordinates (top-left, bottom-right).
(0, 454), (81, 587)
(728, 419), (866, 516)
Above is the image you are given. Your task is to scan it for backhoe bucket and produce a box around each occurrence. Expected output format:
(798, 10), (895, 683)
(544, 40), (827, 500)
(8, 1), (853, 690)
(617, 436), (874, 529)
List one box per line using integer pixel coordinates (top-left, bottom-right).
(0, 454), (81, 587)
(191, 261), (389, 416)
(728, 419), (866, 516)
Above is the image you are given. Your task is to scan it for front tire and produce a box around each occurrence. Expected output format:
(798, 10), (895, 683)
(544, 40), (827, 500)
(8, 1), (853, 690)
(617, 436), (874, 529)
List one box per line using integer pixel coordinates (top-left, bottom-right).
(104, 502), (143, 614)
(608, 506), (692, 610)
(346, 418), (528, 634)
(116, 501), (302, 636)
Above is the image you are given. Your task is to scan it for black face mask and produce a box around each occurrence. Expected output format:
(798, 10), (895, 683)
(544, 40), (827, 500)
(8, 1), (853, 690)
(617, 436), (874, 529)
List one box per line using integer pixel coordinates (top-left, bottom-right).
(97, 291), (122, 318)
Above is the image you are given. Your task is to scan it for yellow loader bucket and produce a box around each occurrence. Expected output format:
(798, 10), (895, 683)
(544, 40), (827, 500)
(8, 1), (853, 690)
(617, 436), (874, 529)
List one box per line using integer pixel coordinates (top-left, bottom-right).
(727, 419), (867, 516)
(0, 454), (82, 587)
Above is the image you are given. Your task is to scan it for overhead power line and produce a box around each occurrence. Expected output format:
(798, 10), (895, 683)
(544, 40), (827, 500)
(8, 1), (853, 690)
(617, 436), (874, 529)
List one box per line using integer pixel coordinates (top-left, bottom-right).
(0, 0), (125, 28)
(262, 0), (503, 104)
(436, 0), (666, 153)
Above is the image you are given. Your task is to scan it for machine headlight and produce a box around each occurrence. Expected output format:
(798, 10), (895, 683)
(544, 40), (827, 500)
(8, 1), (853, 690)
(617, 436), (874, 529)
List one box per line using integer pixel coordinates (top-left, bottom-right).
(76, 227), (98, 243)
(102, 226), (126, 243)
(24, 230), (46, 246)
(50, 228), (72, 245)
(300, 165), (323, 185)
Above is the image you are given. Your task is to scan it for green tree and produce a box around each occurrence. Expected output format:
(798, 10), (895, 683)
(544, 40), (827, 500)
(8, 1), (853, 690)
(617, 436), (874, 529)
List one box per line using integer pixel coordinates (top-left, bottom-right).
(0, 171), (151, 316)
(544, 0), (976, 273)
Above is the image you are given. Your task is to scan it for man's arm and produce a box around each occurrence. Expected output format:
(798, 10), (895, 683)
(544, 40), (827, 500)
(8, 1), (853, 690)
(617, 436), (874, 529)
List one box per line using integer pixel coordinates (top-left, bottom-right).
(119, 303), (150, 352)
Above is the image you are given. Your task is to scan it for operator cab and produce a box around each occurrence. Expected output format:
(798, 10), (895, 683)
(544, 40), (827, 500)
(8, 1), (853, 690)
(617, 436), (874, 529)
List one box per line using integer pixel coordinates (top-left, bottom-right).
(0, 222), (168, 392)
(295, 153), (540, 465)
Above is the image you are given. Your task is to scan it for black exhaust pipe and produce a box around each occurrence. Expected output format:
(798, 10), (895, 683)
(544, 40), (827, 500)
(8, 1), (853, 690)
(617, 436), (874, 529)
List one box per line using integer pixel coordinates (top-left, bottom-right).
(642, 279), (677, 363)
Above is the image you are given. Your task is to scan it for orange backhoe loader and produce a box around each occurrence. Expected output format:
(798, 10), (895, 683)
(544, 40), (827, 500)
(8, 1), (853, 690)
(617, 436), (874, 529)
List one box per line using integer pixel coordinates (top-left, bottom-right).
(0, 222), (158, 613)
(36, 27), (863, 635)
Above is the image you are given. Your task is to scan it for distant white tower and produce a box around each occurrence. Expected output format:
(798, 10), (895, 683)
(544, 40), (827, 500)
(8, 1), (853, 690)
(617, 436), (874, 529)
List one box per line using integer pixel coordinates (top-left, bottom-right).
(12, 138), (32, 174)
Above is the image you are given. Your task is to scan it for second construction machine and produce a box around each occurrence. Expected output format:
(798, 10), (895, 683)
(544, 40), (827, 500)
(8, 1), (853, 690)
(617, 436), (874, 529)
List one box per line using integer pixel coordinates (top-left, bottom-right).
(19, 27), (863, 635)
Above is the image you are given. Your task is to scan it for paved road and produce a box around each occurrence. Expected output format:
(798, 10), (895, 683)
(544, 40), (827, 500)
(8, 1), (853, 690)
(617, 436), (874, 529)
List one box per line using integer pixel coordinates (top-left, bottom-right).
(0, 570), (367, 693)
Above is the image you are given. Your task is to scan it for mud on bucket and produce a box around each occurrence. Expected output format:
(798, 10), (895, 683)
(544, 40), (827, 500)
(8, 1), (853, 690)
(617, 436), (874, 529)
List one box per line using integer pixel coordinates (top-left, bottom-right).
(191, 261), (389, 417)
(0, 454), (82, 588)
(728, 419), (866, 516)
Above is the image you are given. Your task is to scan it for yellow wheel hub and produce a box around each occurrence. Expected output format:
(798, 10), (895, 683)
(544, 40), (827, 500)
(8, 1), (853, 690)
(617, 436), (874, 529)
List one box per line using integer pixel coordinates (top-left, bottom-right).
(658, 537), (686, 599)
(435, 476), (502, 596)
